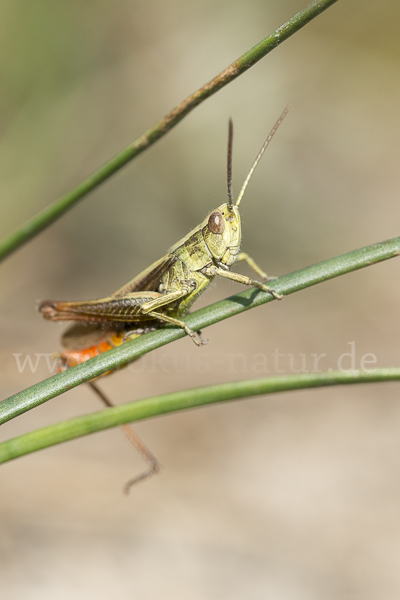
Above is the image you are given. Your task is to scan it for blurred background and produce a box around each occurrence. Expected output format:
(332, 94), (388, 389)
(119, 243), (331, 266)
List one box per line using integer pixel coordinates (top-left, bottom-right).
(2, 0), (400, 598)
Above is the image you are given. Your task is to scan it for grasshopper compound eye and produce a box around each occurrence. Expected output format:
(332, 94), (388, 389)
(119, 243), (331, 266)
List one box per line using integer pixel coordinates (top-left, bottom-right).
(208, 210), (225, 234)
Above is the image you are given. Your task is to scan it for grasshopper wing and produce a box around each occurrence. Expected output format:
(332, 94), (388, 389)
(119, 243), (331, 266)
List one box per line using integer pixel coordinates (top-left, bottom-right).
(39, 291), (162, 324)
(61, 322), (116, 350)
(112, 254), (177, 297)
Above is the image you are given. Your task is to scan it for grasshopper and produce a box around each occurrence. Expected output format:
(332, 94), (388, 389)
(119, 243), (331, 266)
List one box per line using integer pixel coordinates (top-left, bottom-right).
(39, 107), (289, 491)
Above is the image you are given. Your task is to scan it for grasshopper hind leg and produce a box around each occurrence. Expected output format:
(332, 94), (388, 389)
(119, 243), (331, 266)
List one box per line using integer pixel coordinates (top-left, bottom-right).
(88, 381), (160, 493)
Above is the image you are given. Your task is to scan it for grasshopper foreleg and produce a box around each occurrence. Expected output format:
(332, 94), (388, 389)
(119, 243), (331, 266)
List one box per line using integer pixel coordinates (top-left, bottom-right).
(201, 265), (283, 300)
(236, 252), (277, 282)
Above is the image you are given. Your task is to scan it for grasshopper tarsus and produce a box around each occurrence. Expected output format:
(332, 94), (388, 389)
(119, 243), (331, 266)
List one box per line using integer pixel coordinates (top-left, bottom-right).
(189, 330), (207, 347)
(250, 279), (283, 300)
(196, 330), (208, 346)
(261, 285), (283, 301)
(123, 461), (161, 494)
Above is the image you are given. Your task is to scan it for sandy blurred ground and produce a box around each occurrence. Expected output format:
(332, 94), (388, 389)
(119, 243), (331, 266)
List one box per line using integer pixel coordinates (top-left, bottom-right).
(2, 0), (400, 598)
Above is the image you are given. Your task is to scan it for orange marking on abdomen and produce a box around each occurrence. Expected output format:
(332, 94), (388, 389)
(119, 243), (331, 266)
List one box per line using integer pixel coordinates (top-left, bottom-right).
(58, 331), (127, 375)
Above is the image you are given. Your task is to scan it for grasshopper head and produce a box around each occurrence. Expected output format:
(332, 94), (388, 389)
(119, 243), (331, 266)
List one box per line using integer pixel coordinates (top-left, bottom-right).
(202, 203), (241, 267)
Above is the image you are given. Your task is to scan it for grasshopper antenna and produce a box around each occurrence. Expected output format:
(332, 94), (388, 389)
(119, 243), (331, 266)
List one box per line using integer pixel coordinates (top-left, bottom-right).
(227, 117), (234, 210)
(88, 381), (160, 493)
(235, 104), (290, 207)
